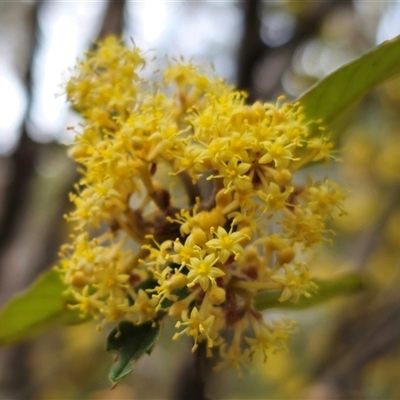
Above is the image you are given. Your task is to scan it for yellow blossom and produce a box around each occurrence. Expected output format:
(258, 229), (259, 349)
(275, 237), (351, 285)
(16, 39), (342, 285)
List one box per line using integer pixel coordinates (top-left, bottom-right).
(58, 36), (345, 373)
(124, 289), (159, 324)
(206, 226), (248, 264)
(187, 253), (225, 292)
(173, 307), (216, 351)
(272, 263), (317, 302)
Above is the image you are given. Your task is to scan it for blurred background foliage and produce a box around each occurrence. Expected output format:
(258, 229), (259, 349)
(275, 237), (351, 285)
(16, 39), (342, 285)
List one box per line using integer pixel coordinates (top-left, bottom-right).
(0, 1), (400, 399)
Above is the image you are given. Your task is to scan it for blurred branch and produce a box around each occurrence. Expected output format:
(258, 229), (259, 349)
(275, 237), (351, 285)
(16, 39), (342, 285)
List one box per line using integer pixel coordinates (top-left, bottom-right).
(236, 0), (352, 100)
(98, 0), (126, 38)
(0, 0), (41, 258)
(309, 295), (400, 399)
(0, 1), (127, 399)
(0, 3), (43, 398)
(309, 185), (400, 399)
(352, 185), (400, 272)
(236, 0), (265, 97)
(172, 343), (212, 400)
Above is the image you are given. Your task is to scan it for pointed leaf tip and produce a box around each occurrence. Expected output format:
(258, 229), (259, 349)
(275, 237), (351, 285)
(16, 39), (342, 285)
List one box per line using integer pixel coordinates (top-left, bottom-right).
(107, 321), (161, 384)
(297, 35), (400, 141)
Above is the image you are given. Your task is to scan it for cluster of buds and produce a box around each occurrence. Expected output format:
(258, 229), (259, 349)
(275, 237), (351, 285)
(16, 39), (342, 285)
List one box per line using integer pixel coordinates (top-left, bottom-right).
(58, 37), (345, 371)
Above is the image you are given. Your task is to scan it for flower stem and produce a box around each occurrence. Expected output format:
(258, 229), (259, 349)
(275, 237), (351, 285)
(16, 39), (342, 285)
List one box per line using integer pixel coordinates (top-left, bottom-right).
(230, 279), (283, 291)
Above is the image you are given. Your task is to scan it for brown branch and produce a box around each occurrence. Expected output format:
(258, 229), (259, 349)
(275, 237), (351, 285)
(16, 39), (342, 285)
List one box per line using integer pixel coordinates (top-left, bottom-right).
(309, 296), (400, 399)
(0, 1), (128, 399)
(351, 185), (400, 272)
(236, 0), (352, 101)
(309, 186), (400, 399)
(236, 0), (265, 97)
(172, 342), (212, 400)
(98, 0), (126, 39)
(0, 0), (42, 257)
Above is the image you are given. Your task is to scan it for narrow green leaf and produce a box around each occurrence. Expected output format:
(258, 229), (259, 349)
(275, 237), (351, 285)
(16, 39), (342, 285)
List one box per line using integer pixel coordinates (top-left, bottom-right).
(254, 274), (363, 311)
(107, 321), (161, 384)
(0, 269), (88, 347)
(297, 35), (400, 140)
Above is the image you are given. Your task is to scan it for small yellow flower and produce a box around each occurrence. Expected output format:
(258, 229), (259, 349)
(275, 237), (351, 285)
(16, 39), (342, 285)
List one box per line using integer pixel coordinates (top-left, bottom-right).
(218, 158), (252, 192)
(206, 226), (247, 264)
(187, 253), (225, 292)
(125, 289), (159, 324)
(272, 263), (317, 302)
(256, 181), (293, 213)
(173, 307), (216, 351)
(259, 136), (295, 168)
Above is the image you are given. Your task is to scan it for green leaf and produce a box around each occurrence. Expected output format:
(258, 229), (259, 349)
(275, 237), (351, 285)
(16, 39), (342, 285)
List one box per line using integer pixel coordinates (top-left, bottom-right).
(0, 269), (88, 347)
(297, 35), (400, 140)
(159, 285), (191, 314)
(128, 275), (190, 311)
(106, 321), (161, 384)
(254, 274), (363, 311)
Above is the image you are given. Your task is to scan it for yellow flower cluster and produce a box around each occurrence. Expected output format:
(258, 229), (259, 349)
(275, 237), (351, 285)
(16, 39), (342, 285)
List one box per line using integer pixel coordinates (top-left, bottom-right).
(59, 37), (344, 371)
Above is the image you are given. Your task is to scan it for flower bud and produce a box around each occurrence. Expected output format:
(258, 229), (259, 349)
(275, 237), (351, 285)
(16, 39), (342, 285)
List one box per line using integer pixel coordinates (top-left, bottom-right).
(132, 136), (144, 150)
(209, 286), (226, 305)
(278, 247), (295, 264)
(168, 301), (188, 318)
(168, 273), (188, 291)
(273, 169), (292, 186)
(190, 228), (208, 246)
(70, 271), (88, 288)
(68, 145), (87, 160)
(215, 189), (232, 209)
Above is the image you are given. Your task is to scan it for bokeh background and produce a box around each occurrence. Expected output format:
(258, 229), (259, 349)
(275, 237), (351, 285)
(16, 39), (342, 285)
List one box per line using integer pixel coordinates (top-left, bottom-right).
(1, 1), (400, 399)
